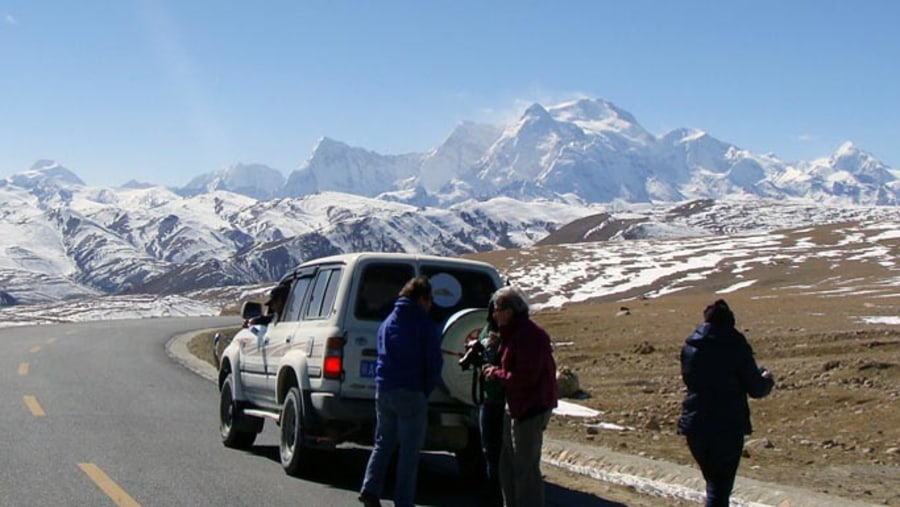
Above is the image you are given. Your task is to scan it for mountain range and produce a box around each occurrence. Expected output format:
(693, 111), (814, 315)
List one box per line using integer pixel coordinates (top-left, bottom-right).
(1, 98), (899, 306)
(179, 98), (899, 206)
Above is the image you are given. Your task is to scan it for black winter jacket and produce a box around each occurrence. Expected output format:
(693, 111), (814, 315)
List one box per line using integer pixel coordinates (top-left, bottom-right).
(677, 323), (774, 437)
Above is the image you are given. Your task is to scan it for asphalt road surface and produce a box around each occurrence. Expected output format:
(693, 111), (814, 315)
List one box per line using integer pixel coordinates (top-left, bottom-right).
(0, 317), (628, 507)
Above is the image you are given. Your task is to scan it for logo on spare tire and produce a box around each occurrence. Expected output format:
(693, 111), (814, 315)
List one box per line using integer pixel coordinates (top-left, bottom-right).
(429, 273), (462, 307)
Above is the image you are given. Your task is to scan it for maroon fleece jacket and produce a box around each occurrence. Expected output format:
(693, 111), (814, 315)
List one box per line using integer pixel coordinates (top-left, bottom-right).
(493, 316), (558, 419)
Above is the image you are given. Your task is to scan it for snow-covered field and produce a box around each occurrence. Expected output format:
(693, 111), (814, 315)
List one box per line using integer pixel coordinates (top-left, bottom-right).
(3, 209), (897, 328)
(492, 219), (900, 309)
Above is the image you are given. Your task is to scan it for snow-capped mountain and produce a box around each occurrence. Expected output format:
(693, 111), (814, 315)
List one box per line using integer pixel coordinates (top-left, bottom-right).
(237, 98), (898, 206)
(179, 163), (286, 200)
(0, 164), (595, 304)
(4, 96), (900, 306)
(281, 137), (424, 198)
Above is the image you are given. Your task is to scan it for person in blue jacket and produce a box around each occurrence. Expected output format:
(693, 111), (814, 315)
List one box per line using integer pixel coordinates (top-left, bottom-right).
(678, 299), (774, 507)
(359, 276), (442, 507)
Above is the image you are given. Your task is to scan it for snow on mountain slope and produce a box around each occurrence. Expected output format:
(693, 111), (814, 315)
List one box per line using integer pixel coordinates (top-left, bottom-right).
(547, 98), (655, 145)
(9, 160), (85, 189)
(282, 137), (423, 198)
(139, 96), (899, 208)
(0, 169), (601, 302)
(180, 163), (285, 200)
(263, 97), (899, 206)
(418, 121), (503, 192)
(4, 95), (899, 307)
(4, 207), (896, 326)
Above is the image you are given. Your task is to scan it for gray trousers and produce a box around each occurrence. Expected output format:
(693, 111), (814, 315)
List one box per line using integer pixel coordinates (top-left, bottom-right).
(499, 409), (552, 507)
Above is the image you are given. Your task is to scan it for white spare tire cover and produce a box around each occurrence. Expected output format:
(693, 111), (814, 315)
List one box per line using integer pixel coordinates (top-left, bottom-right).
(440, 308), (489, 406)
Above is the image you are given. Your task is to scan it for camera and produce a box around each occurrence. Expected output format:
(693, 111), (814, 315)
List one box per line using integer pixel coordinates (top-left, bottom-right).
(458, 339), (486, 370)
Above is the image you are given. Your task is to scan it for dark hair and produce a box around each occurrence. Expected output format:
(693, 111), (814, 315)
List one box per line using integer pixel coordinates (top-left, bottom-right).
(399, 276), (432, 301)
(267, 283), (290, 303)
(485, 299), (499, 332)
(704, 299), (735, 328)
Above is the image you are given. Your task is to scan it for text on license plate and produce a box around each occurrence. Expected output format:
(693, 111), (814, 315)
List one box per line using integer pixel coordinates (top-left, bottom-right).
(359, 360), (377, 378)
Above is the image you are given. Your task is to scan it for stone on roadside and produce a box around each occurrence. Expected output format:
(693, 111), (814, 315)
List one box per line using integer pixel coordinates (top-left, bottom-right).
(556, 366), (580, 398)
(745, 437), (775, 451)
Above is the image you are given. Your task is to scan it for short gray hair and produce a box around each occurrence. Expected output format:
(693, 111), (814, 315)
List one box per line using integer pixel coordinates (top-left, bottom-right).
(492, 286), (530, 317)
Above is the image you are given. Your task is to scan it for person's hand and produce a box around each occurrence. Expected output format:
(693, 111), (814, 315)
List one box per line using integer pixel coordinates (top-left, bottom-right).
(482, 365), (496, 379)
(760, 367), (774, 381)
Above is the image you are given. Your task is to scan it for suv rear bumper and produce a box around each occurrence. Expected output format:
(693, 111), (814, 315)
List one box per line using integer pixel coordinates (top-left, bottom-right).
(310, 393), (476, 424)
(310, 392), (374, 422)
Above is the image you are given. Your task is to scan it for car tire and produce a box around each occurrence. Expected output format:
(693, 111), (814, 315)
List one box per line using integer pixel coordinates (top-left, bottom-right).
(280, 387), (308, 476)
(219, 374), (262, 449)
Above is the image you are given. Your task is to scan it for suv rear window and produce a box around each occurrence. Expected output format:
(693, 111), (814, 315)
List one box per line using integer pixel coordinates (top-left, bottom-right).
(421, 265), (497, 325)
(355, 263), (415, 321)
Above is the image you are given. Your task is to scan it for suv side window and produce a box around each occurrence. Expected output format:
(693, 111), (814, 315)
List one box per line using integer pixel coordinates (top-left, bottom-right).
(305, 267), (343, 319)
(283, 276), (314, 322)
(355, 263), (415, 321)
(421, 266), (498, 325)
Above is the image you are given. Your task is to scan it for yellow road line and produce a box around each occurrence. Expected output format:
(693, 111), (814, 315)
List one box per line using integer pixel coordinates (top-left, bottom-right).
(23, 395), (46, 417)
(19, 362), (29, 375)
(78, 463), (141, 507)
(29, 345), (41, 353)
(47, 337), (57, 344)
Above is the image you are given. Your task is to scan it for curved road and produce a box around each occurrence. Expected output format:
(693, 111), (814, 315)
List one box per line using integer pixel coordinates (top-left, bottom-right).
(0, 317), (624, 507)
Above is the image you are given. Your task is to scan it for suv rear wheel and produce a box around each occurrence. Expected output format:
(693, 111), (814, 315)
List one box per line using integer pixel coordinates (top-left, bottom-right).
(219, 374), (263, 449)
(280, 387), (308, 476)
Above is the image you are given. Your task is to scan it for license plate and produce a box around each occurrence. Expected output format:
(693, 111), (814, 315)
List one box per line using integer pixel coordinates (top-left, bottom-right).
(360, 360), (377, 378)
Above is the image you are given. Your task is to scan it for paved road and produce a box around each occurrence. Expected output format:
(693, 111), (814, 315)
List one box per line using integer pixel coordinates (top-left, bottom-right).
(1, 317), (628, 507)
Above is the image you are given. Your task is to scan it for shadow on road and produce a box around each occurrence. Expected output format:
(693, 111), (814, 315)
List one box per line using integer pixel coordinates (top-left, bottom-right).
(243, 444), (627, 506)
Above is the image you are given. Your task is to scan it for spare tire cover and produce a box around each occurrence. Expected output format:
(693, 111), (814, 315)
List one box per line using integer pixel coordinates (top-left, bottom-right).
(440, 308), (489, 406)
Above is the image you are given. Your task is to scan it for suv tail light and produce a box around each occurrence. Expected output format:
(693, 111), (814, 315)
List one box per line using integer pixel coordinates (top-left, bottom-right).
(323, 336), (345, 380)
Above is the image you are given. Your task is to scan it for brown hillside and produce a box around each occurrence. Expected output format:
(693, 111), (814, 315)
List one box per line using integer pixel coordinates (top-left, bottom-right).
(464, 219), (900, 504)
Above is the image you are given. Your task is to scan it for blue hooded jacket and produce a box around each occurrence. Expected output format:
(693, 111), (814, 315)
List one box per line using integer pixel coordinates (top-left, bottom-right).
(678, 321), (774, 437)
(375, 296), (443, 395)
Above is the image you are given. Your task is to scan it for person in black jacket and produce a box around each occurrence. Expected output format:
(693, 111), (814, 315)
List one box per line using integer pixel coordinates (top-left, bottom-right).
(678, 299), (774, 507)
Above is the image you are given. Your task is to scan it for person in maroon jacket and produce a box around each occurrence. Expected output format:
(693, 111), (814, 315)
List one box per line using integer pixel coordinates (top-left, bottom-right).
(482, 286), (557, 507)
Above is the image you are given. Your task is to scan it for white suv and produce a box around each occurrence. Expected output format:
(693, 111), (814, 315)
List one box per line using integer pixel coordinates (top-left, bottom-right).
(217, 252), (502, 476)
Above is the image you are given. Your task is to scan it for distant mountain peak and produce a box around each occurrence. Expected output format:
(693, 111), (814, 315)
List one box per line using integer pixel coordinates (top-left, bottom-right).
(835, 141), (858, 156)
(31, 159), (62, 171)
(523, 103), (552, 120)
(10, 160), (84, 188)
(121, 179), (155, 189)
(549, 97), (637, 125)
(662, 128), (709, 144)
(312, 136), (353, 153)
(178, 162), (284, 200)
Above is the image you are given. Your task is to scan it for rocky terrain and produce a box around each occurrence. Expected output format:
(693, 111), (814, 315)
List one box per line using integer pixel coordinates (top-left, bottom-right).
(468, 221), (900, 505)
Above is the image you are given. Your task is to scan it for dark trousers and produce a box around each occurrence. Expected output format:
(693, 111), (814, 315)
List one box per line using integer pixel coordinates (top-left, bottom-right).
(686, 432), (745, 507)
(499, 409), (552, 507)
(478, 402), (504, 506)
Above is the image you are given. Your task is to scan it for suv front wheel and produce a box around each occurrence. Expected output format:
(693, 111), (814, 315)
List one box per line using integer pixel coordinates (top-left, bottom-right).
(219, 374), (263, 449)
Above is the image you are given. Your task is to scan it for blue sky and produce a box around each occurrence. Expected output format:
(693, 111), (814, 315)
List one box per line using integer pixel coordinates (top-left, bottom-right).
(1, 1), (898, 187)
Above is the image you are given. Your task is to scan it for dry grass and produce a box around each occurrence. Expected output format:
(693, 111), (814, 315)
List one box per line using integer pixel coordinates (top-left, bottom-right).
(466, 222), (900, 505)
(187, 327), (238, 370)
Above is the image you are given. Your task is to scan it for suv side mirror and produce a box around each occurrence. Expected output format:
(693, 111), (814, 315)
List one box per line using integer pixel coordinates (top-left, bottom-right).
(241, 301), (263, 320)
